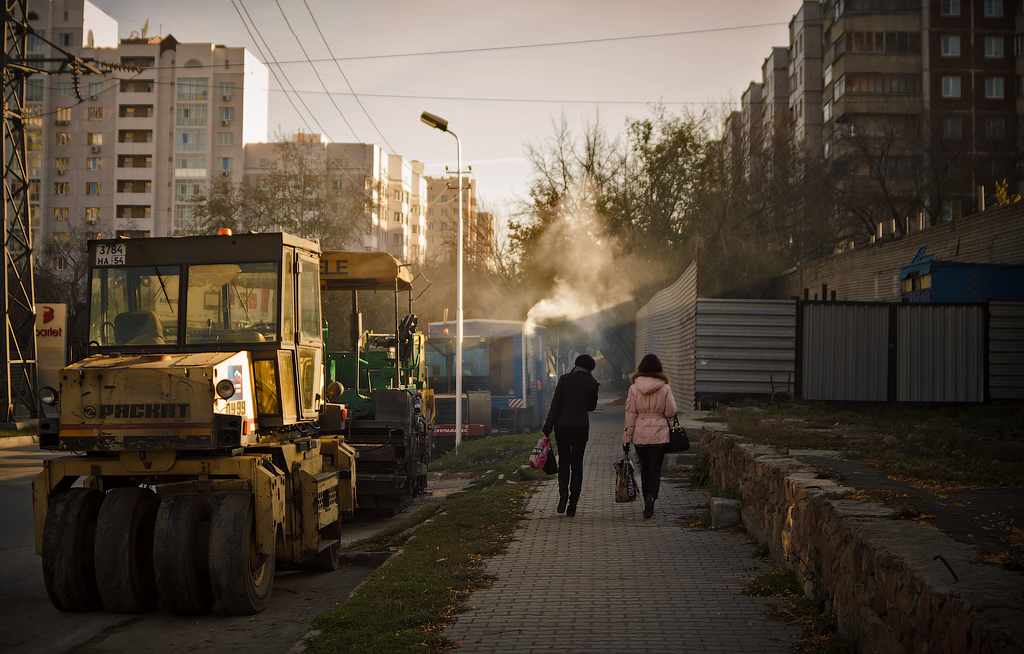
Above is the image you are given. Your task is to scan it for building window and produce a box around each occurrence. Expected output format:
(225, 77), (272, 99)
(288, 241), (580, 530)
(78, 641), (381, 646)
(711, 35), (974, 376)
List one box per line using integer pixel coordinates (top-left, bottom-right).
(88, 82), (103, 98)
(941, 0), (960, 15)
(58, 33), (73, 47)
(219, 107), (234, 121)
(27, 30), (45, 54)
(941, 76), (961, 98)
(53, 232), (68, 245)
(984, 0), (1003, 16)
(439, 222), (447, 230)
(55, 157), (69, 171)
(941, 117), (962, 139)
(174, 181), (205, 202)
(85, 207), (100, 223)
(985, 37), (1004, 58)
(86, 157), (101, 170)
(985, 118), (1005, 139)
(87, 107), (102, 120)
(440, 209), (448, 217)
(986, 77), (1005, 99)
(54, 182), (69, 195)
(87, 133), (102, 146)
(30, 181), (40, 202)
(176, 103), (207, 126)
(842, 73), (921, 94)
(393, 234), (403, 245)
(941, 35), (960, 57)
(218, 157), (232, 171)
(53, 208), (69, 221)
(218, 132), (234, 146)
(176, 153), (206, 177)
(219, 82), (235, 97)
(441, 194), (448, 202)
(176, 78), (208, 102)
(26, 78), (43, 102)
(176, 129), (207, 152)
(85, 182), (100, 196)
(394, 212), (403, 222)
(57, 82), (73, 96)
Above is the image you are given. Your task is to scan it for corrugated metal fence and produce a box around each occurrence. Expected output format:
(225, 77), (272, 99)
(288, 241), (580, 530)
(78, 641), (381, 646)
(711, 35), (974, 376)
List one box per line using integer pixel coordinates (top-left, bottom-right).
(634, 263), (697, 411)
(635, 273), (1023, 405)
(695, 299), (796, 396)
(801, 303), (987, 402)
(990, 302), (1024, 400)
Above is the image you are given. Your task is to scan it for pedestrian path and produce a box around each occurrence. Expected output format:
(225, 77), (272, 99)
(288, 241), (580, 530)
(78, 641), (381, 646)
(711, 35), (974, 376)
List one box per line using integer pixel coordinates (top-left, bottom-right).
(442, 400), (801, 654)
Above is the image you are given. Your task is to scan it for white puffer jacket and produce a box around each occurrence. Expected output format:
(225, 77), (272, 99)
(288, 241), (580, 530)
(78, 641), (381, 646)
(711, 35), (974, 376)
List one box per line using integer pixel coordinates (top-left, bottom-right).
(622, 373), (677, 446)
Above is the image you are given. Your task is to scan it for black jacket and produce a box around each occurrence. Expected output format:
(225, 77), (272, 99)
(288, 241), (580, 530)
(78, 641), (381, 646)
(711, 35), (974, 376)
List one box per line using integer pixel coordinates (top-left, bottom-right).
(543, 368), (600, 433)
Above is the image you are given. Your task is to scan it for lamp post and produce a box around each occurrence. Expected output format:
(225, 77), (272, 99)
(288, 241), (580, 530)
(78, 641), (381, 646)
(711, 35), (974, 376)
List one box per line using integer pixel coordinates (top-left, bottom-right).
(420, 111), (463, 452)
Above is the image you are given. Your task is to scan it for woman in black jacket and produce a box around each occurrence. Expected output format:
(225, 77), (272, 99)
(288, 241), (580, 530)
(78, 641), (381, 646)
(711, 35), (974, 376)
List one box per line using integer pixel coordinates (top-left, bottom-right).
(542, 354), (600, 516)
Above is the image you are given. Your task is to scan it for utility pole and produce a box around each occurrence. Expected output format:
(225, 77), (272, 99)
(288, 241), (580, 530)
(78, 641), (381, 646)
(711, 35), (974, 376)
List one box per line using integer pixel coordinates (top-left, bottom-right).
(2, 1), (134, 422)
(3, 0), (38, 423)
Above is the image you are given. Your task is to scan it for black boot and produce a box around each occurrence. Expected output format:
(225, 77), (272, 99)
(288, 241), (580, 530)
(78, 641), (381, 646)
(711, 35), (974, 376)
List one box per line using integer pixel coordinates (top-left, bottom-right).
(557, 495), (567, 514)
(566, 500), (577, 517)
(643, 495), (655, 519)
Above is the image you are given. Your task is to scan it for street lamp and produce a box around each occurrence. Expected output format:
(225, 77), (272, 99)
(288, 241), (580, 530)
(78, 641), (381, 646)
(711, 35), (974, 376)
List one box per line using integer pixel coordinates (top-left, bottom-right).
(421, 111), (464, 452)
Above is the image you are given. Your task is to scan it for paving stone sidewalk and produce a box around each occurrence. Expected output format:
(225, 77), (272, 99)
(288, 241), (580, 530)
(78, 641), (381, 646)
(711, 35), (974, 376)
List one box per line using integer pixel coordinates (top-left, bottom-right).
(442, 400), (801, 654)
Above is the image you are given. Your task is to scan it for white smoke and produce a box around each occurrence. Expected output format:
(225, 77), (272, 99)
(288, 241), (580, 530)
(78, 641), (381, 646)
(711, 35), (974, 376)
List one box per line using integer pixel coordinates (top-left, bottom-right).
(524, 180), (634, 334)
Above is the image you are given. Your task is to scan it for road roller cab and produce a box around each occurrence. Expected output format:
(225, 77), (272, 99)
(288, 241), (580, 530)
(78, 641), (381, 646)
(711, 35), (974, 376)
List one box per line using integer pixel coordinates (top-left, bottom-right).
(32, 231), (356, 615)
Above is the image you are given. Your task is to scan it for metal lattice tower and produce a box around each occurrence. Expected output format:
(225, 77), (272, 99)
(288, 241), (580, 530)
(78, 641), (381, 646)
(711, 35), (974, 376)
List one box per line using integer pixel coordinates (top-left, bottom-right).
(2, 0), (37, 422)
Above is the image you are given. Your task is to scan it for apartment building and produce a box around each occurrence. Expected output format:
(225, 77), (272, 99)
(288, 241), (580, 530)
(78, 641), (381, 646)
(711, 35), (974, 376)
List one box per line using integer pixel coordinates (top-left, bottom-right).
(732, 0), (1018, 241)
(789, 1), (824, 157)
(25, 0), (268, 254)
(425, 176), (494, 267)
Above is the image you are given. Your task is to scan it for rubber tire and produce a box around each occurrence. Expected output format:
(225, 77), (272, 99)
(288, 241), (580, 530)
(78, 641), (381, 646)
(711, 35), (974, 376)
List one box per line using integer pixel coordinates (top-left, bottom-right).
(208, 493), (275, 614)
(94, 486), (160, 613)
(41, 488), (105, 612)
(307, 521), (342, 572)
(153, 493), (214, 615)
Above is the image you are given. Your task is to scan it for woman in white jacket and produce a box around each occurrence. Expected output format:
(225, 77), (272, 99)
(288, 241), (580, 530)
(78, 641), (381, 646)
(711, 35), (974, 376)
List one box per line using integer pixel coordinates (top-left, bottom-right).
(622, 354), (677, 519)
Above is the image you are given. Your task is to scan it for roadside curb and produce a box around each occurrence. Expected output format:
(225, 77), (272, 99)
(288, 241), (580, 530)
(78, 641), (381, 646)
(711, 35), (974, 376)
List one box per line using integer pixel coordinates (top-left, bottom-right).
(0, 434), (37, 448)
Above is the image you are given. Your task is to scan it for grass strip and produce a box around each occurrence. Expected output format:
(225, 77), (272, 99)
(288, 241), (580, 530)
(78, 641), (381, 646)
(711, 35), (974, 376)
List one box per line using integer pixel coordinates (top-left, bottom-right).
(304, 432), (548, 654)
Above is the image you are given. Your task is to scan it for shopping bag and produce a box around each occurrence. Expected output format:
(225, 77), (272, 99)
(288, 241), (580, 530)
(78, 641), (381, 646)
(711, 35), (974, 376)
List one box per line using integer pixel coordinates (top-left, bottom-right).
(614, 458), (639, 503)
(667, 416), (689, 453)
(543, 449), (558, 474)
(529, 435), (552, 470)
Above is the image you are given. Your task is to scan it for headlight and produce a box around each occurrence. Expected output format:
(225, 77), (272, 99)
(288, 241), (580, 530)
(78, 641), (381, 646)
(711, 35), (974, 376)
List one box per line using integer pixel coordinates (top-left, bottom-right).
(39, 386), (59, 406)
(216, 379), (236, 400)
(326, 381), (344, 399)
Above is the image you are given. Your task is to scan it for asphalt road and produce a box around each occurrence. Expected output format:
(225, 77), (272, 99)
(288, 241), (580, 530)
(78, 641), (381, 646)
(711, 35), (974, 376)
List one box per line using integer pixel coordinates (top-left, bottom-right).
(0, 441), (378, 654)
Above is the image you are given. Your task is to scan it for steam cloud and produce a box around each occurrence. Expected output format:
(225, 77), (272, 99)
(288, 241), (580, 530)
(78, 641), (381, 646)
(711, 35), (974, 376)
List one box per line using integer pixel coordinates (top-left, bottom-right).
(524, 180), (635, 334)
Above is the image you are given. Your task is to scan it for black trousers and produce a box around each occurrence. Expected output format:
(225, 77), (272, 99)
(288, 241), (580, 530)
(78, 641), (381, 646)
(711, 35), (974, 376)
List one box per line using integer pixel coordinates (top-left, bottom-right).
(553, 425), (588, 502)
(634, 444), (668, 500)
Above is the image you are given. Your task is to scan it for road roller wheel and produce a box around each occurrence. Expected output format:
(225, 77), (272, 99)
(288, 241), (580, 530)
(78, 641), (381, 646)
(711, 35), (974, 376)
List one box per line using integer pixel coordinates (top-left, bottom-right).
(208, 493), (274, 614)
(94, 486), (159, 613)
(41, 488), (104, 612)
(153, 493), (214, 615)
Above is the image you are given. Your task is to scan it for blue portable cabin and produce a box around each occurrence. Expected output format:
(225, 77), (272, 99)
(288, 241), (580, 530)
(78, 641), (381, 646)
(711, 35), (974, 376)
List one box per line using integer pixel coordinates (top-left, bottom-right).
(900, 245), (1024, 302)
(427, 319), (548, 433)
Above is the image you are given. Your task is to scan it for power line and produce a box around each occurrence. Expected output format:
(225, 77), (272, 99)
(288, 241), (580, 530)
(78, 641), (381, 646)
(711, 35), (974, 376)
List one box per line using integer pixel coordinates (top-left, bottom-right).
(299, 0), (396, 154)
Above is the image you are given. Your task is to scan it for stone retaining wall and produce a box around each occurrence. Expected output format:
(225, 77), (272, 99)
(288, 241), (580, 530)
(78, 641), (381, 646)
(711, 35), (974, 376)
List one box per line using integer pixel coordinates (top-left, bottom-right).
(703, 431), (1024, 654)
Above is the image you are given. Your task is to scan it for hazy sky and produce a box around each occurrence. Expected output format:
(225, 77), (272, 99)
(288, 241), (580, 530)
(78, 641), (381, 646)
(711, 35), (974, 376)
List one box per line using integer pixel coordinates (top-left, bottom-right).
(90, 0), (800, 209)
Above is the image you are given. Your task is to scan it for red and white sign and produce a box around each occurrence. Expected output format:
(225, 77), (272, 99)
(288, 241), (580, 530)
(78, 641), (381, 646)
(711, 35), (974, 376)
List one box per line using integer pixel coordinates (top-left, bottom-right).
(508, 398), (524, 408)
(35, 304), (67, 393)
